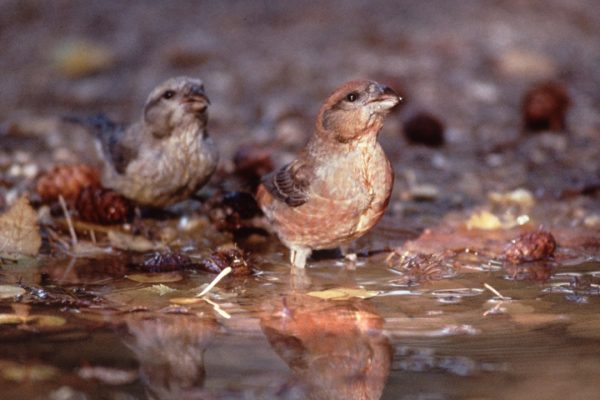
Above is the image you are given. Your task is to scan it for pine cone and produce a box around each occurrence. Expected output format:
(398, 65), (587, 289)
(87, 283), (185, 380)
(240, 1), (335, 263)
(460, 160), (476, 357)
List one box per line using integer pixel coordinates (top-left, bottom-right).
(37, 164), (100, 205)
(76, 187), (133, 224)
(503, 230), (557, 264)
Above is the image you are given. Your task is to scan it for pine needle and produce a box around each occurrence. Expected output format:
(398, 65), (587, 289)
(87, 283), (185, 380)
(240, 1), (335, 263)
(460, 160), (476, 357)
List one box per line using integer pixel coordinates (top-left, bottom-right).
(484, 282), (508, 300)
(58, 195), (78, 246)
(202, 297), (231, 319)
(196, 267), (232, 297)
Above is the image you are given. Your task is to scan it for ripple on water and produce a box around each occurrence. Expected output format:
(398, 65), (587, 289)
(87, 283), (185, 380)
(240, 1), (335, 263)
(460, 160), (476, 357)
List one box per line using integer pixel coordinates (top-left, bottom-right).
(392, 345), (507, 376)
(385, 315), (480, 338)
(430, 288), (485, 304)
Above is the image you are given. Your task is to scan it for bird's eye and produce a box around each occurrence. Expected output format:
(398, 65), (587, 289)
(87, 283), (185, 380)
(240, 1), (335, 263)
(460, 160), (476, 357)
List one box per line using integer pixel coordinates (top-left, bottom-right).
(346, 92), (359, 102)
(162, 90), (175, 100)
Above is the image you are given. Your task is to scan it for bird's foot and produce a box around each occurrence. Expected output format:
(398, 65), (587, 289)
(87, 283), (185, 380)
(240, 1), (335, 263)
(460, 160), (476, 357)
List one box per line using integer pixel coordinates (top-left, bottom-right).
(290, 247), (311, 269)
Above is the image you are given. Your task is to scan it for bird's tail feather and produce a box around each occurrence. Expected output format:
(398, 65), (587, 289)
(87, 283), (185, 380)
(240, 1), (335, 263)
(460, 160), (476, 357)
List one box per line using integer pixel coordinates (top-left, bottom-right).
(62, 113), (117, 139)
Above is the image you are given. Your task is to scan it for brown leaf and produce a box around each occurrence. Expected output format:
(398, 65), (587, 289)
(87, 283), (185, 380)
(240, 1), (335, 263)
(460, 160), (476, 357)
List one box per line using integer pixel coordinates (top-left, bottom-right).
(77, 366), (138, 385)
(0, 197), (41, 258)
(0, 285), (26, 299)
(0, 360), (58, 382)
(465, 210), (502, 230)
(169, 297), (204, 305)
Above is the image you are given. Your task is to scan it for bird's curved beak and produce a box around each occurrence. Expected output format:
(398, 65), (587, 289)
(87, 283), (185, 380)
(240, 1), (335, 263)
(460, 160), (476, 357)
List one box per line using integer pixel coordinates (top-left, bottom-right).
(368, 84), (401, 111)
(183, 85), (211, 114)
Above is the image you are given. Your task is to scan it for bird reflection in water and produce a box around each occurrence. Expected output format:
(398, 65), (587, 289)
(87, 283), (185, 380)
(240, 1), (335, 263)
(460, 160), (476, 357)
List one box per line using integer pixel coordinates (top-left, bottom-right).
(260, 294), (392, 400)
(126, 314), (218, 400)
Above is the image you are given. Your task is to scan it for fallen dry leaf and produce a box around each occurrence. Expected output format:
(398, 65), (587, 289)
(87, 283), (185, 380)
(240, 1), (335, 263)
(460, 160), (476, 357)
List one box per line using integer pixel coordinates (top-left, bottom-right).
(0, 285), (25, 299)
(0, 360), (58, 382)
(0, 314), (23, 324)
(77, 366), (138, 385)
(28, 315), (67, 327)
(0, 313), (66, 327)
(307, 287), (379, 301)
(148, 284), (177, 296)
(0, 197), (41, 258)
(169, 297), (204, 305)
(465, 210), (502, 230)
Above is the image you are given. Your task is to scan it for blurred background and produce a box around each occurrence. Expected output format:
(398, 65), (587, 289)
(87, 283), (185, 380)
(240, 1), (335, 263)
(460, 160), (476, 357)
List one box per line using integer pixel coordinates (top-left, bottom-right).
(1, 0), (598, 160)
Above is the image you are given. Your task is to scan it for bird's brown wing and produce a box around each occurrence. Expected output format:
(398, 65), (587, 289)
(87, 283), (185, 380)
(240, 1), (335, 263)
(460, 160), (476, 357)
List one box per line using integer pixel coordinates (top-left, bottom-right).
(261, 160), (312, 207)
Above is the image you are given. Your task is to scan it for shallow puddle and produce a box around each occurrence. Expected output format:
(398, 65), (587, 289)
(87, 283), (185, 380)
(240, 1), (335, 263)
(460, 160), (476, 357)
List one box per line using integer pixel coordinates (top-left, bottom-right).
(1, 243), (600, 399)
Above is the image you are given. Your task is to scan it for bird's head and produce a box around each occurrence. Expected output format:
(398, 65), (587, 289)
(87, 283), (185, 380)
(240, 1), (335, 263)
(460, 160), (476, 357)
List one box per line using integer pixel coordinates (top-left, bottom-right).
(316, 80), (400, 143)
(143, 76), (210, 138)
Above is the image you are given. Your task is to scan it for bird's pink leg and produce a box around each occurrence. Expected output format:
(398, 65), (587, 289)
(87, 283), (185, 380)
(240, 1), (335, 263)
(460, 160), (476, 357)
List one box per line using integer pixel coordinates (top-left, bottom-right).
(290, 247), (311, 269)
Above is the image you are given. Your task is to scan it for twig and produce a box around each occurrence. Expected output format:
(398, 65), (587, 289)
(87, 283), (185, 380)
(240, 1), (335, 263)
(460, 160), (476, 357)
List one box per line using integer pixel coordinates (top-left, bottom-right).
(46, 227), (71, 251)
(483, 282), (508, 300)
(59, 257), (77, 284)
(196, 267), (232, 297)
(483, 302), (504, 316)
(58, 195), (78, 246)
(54, 218), (119, 235)
(202, 297), (231, 319)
